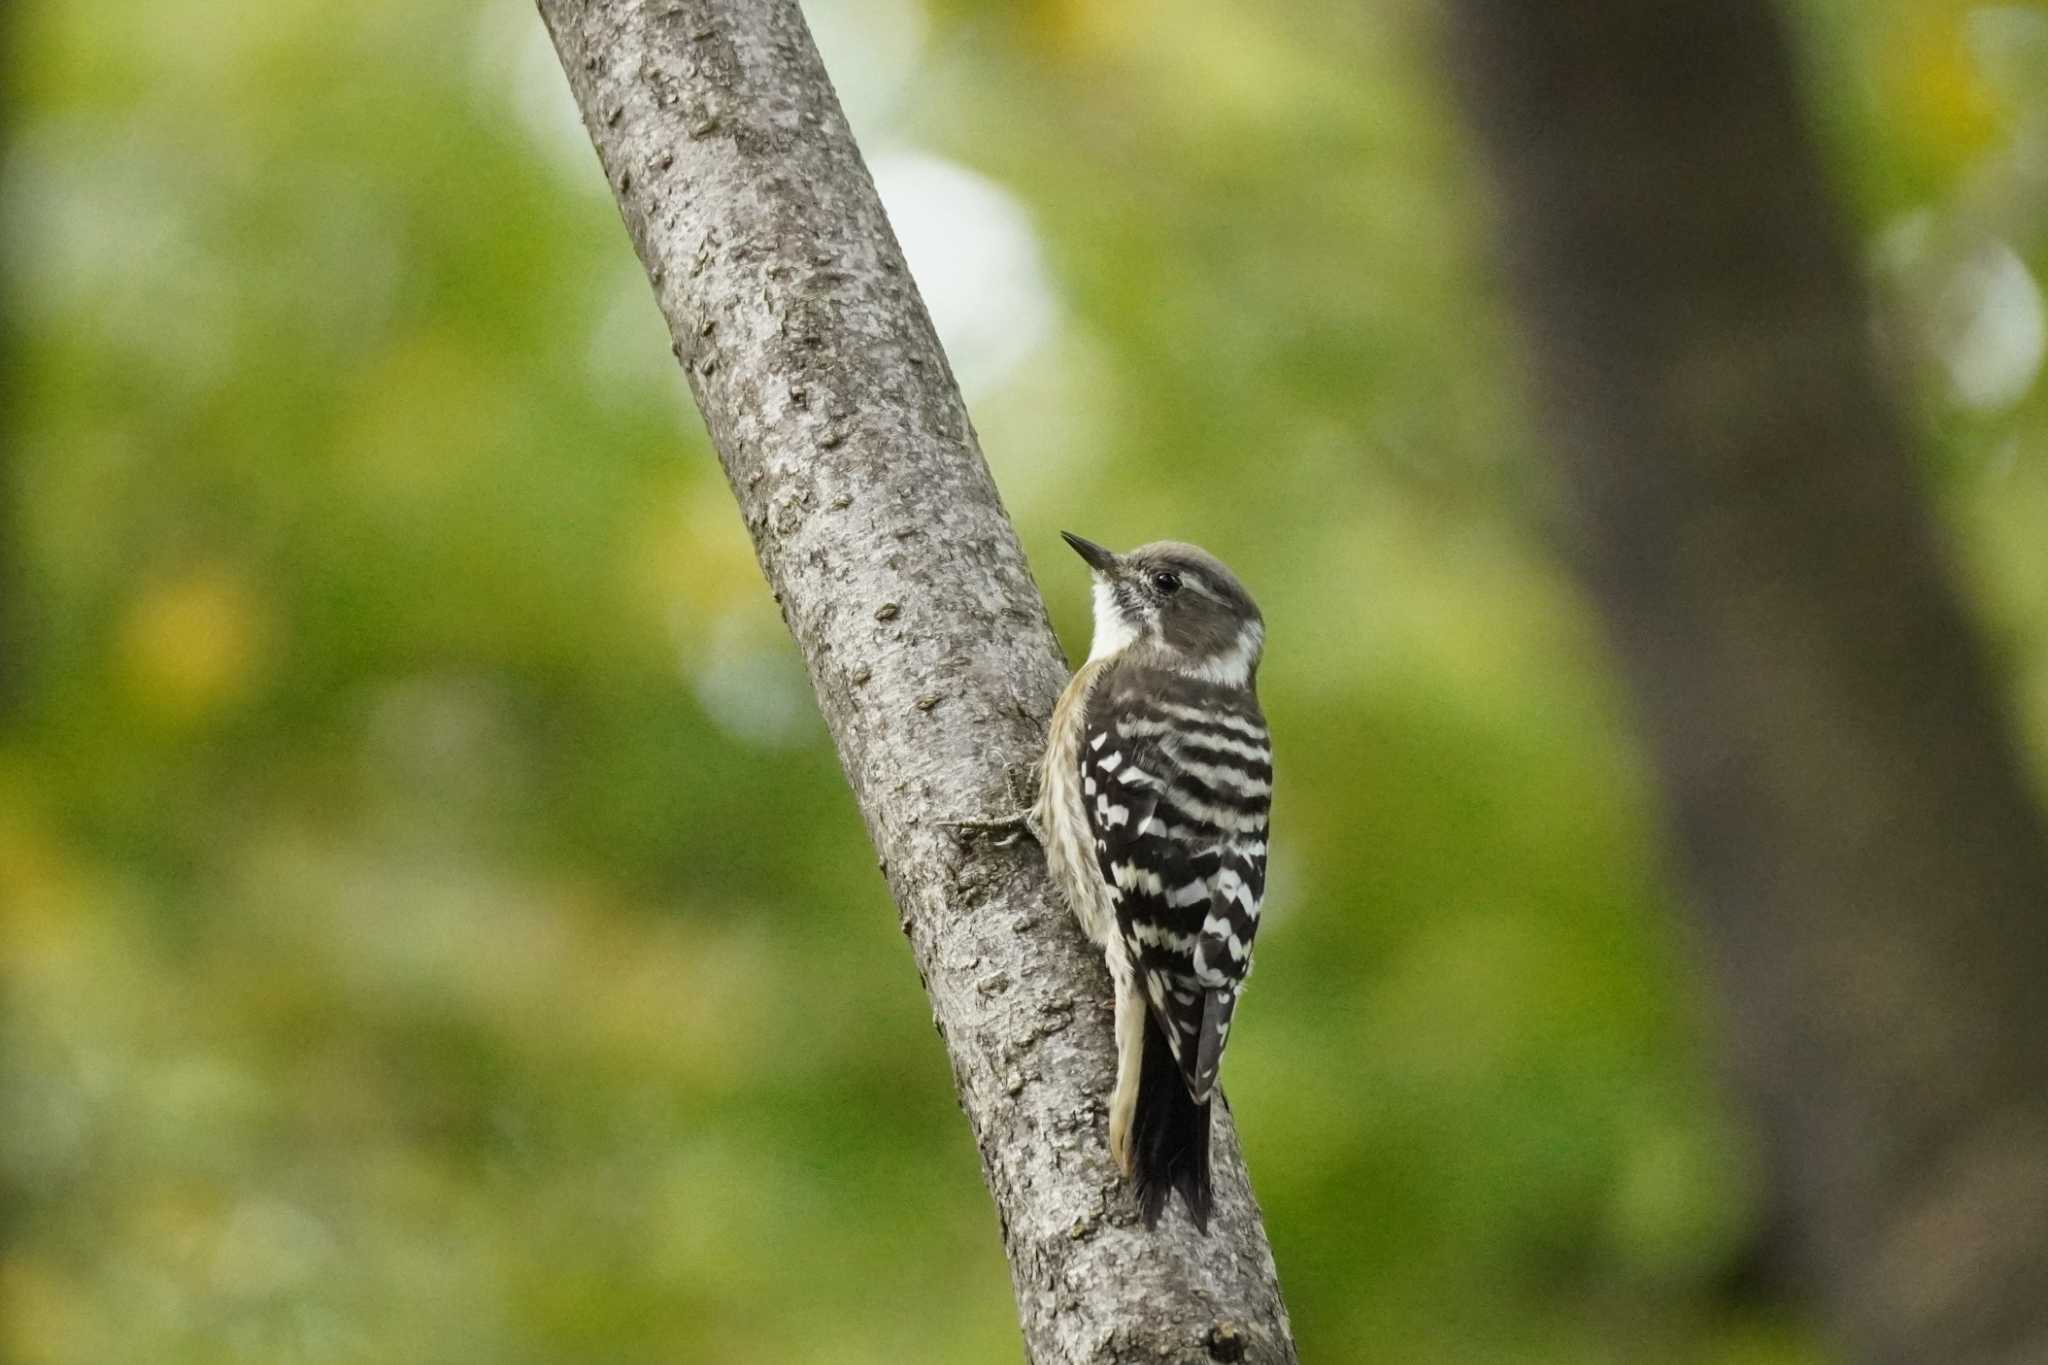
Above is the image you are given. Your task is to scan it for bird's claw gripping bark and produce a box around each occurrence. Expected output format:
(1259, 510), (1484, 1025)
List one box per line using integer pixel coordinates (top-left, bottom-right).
(946, 807), (1039, 848)
(946, 765), (1041, 847)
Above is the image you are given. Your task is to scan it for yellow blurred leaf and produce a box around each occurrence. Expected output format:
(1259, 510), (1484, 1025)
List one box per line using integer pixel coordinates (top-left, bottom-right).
(1033, 0), (1160, 57)
(1885, 4), (2006, 171)
(1, 1258), (99, 1365)
(0, 792), (83, 961)
(655, 479), (779, 627)
(116, 564), (269, 719)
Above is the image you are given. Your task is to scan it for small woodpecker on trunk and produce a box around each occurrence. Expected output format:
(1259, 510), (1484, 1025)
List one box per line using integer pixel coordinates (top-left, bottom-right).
(1032, 532), (1272, 1230)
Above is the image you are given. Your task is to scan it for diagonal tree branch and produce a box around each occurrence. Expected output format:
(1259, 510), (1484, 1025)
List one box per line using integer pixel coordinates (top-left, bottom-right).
(535, 3), (1296, 1360)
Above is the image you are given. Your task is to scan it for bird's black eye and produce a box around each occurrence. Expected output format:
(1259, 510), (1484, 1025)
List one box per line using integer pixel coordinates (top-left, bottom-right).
(1151, 570), (1182, 595)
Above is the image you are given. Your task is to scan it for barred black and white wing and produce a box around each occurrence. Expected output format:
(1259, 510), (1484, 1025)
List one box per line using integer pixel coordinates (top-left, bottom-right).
(1081, 667), (1271, 1103)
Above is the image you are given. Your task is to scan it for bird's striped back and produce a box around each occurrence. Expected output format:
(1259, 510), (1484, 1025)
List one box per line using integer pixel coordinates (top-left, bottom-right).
(1081, 662), (1271, 1102)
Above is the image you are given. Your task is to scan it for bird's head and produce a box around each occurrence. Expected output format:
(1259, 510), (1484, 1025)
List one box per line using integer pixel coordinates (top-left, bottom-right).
(1061, 531), (1264, 687)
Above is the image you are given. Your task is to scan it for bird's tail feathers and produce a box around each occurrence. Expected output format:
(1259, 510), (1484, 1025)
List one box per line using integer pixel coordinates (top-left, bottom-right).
(1130, 1010), (1214, 1232)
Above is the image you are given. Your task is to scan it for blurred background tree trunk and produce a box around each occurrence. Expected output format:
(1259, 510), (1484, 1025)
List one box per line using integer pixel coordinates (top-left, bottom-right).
(0, 0), (17, 715)
(1446, 3), (2048, 1362)
(1, 0), (21, 1272)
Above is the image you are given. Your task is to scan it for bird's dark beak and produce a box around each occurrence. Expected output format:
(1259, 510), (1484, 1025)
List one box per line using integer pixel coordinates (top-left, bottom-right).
(1061, 531), (1118, 574)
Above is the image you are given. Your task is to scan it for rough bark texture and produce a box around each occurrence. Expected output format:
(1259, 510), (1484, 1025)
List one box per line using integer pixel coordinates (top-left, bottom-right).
(535, 4), (1296, 1361)
(1446, 4), (2048, 1363)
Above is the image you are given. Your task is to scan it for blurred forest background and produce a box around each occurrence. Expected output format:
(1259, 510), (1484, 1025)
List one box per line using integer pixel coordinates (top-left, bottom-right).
(6, 0), (2048, 1361)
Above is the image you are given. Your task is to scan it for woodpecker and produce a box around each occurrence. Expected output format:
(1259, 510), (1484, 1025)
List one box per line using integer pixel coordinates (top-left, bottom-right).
(1032, 532), (1271, 1230)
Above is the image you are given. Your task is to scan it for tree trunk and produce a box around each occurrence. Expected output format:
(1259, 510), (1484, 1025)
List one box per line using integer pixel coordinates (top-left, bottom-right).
(534, 3), (1296, 1361)
(1445, 4), (2048, 1362)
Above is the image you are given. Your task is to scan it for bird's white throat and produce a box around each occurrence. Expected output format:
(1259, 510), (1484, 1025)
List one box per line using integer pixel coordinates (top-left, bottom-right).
(1085, 576), (1139, 664)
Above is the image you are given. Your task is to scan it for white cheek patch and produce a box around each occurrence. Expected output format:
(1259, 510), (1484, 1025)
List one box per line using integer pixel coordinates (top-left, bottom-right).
(1184, 621), (1263, 688)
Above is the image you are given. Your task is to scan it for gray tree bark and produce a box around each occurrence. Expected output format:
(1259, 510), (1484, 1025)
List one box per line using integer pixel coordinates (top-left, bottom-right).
(1446, 4), (2048, 1364)
(535, 3), (1296, 1361)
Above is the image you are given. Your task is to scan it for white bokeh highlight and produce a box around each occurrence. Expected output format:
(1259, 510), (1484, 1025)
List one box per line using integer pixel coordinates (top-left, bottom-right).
(869, 151), (1060, 400)
(1936, 236), (2046, 413)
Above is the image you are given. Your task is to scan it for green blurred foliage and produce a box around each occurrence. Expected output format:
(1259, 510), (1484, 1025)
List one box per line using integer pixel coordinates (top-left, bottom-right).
(6, 0), (2048, 1360)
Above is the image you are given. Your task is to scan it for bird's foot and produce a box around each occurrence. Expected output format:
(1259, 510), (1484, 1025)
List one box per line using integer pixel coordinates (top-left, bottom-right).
(946, 765), (1042, 847)
(945, 807), (1039, 848)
